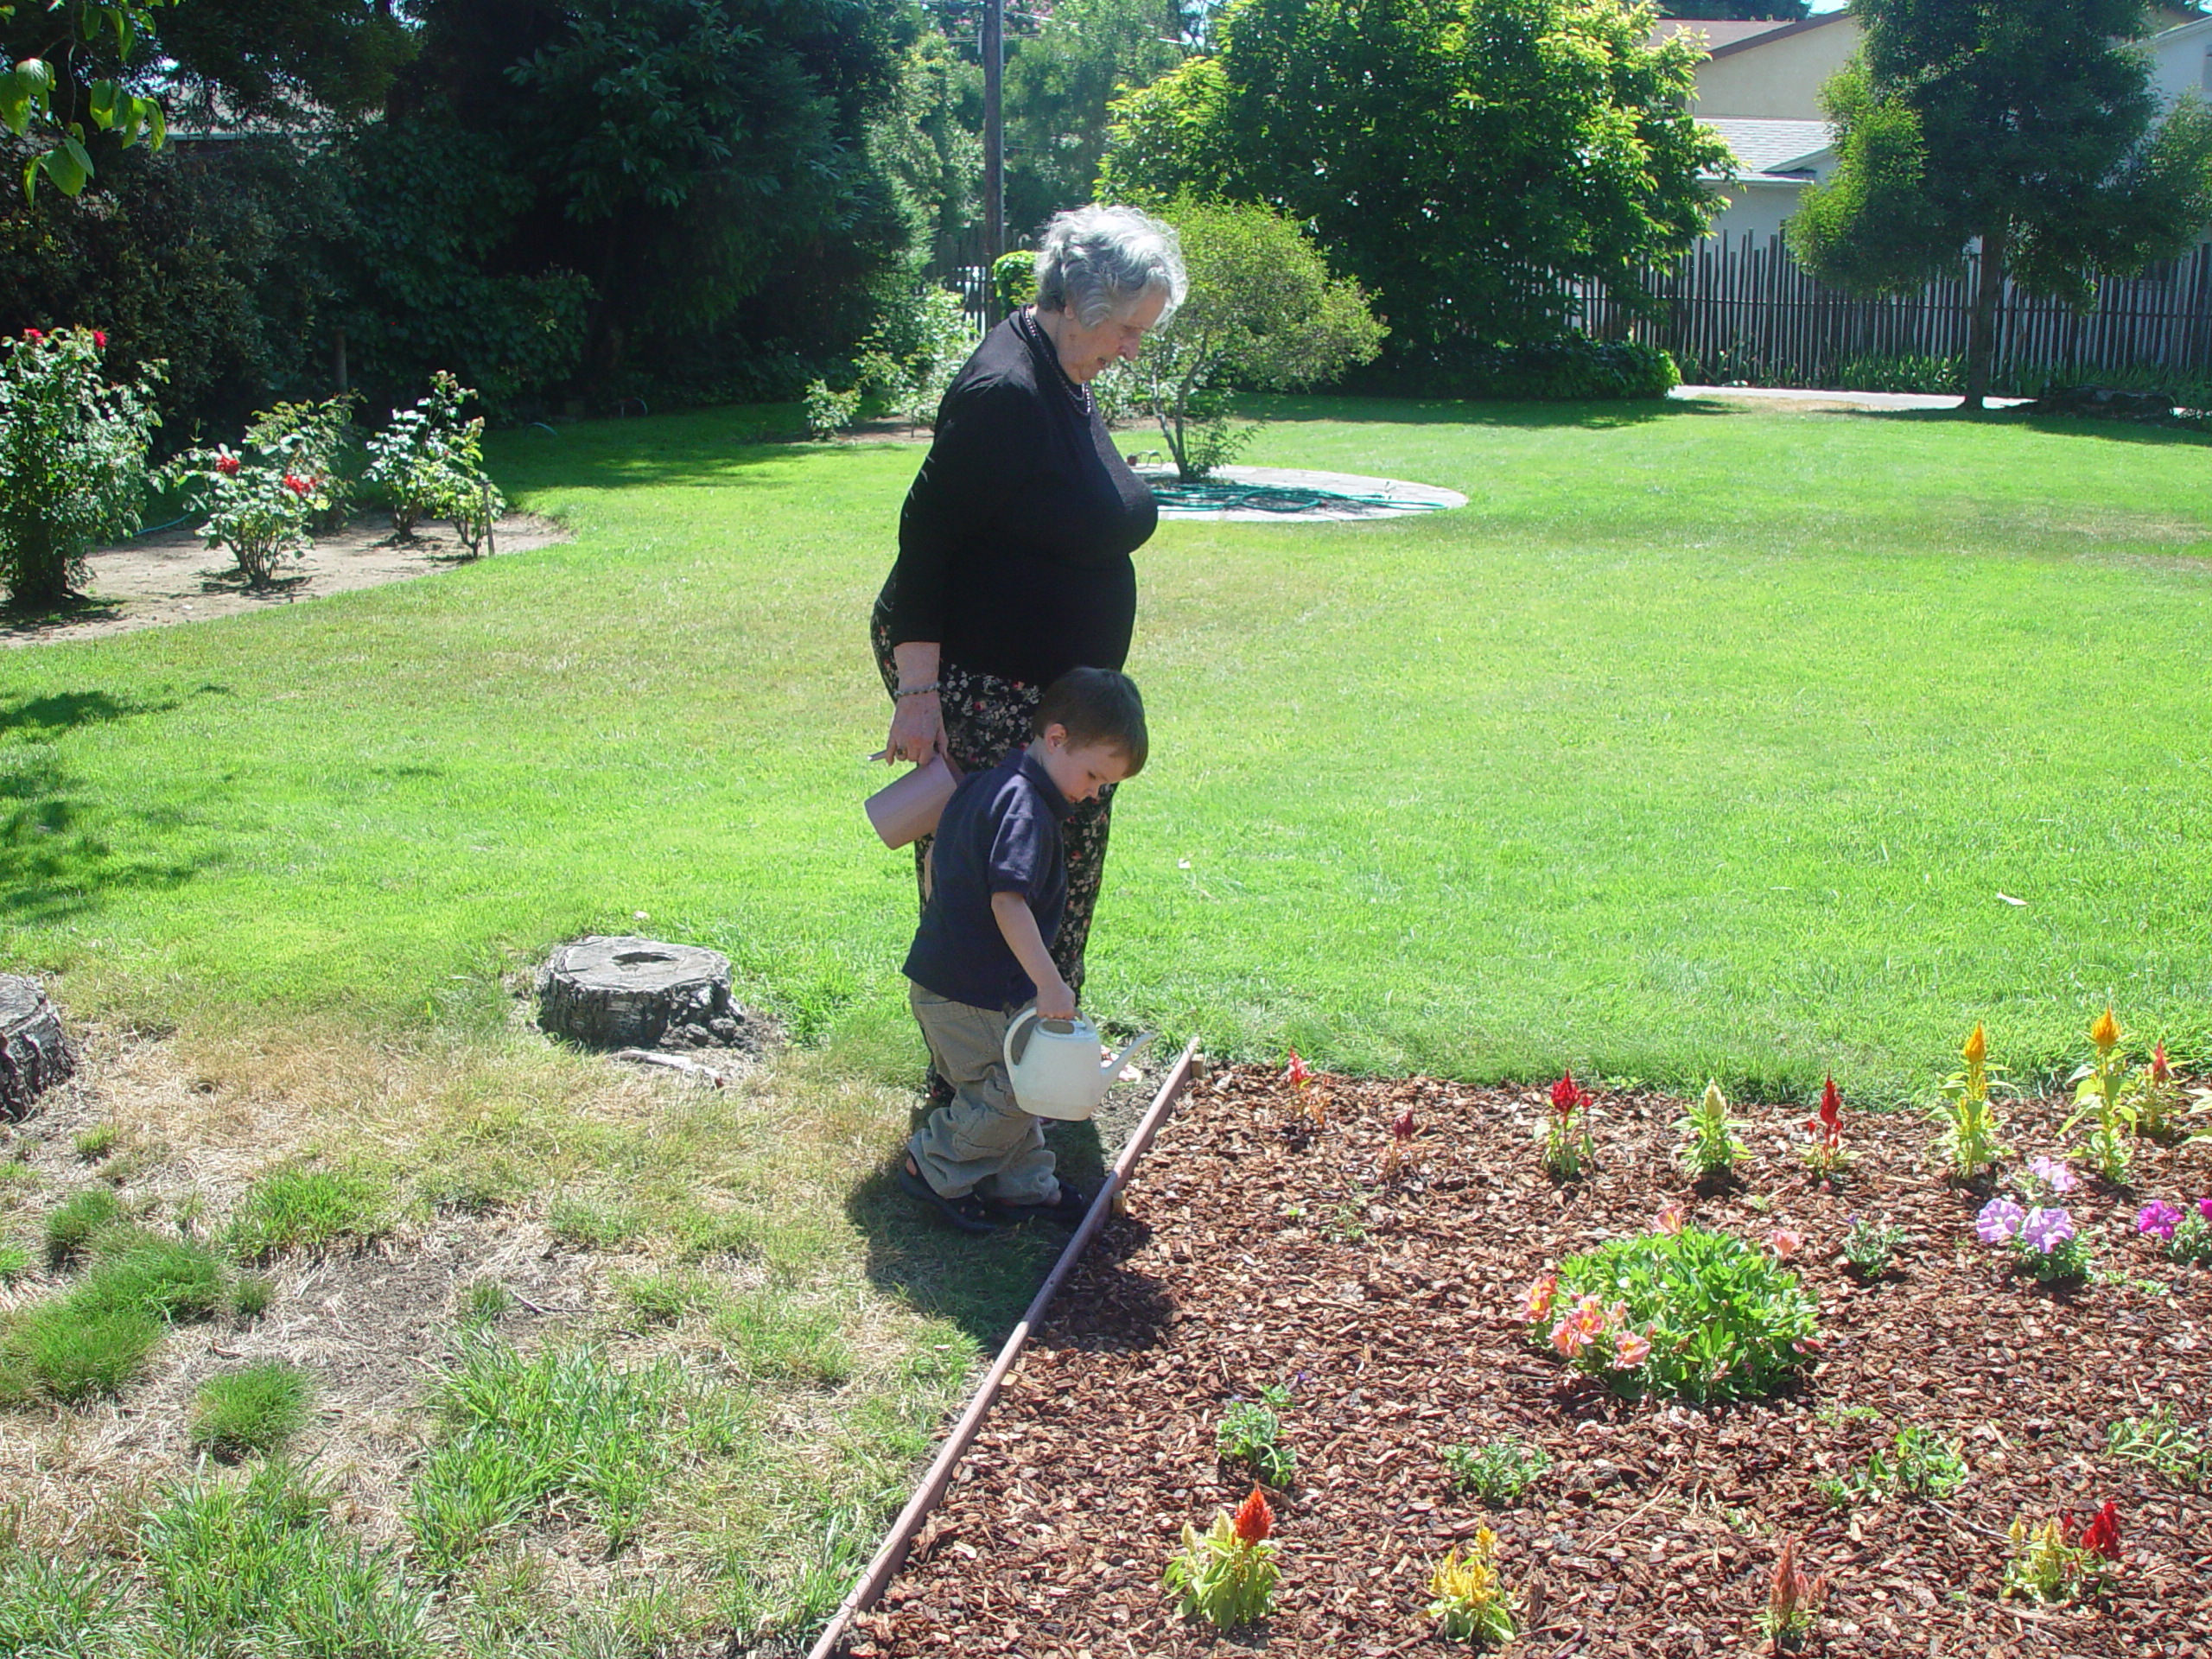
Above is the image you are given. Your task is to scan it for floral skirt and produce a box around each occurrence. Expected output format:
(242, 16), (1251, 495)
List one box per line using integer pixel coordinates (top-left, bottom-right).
(872, 576), (1115, 992)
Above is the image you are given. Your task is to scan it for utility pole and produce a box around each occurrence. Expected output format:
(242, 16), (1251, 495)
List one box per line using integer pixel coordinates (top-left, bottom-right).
(982, 0), (1005, 285)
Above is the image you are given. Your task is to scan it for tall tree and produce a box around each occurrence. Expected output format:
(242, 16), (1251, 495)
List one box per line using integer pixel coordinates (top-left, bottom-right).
(1789, 0), (2212, 408)
(1099, 0), (1729, 365)
(1002, 0), (1193, 238)
(1656, 0), (1808, 20)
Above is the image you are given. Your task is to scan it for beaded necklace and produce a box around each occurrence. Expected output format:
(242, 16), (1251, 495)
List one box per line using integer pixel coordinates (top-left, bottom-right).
(1017, 307), (1095, 420)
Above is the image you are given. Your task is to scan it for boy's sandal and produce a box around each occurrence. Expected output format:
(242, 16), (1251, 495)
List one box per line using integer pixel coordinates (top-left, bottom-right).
(899, 1161), (1001, 1235)
(985, 1181), (1096, 1228)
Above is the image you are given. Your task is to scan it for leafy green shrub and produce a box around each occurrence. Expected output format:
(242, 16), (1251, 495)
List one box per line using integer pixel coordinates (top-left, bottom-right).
(229, 1170), (387, 1260)
(191, 1363), (315, 1459)
(1441, 1437), (1550, 1503)
(364, 372), (505, 548)
(1830, 353), (1964, 395)
(801, 378), (863, 441)
(1535, 1226), (1818, 1402)
(246, 396), (361, 535)
(860, 284), (980, 431)
(0, 326), (164, 607)
(993, 249), (1038, 315)
(159, 440), (328, 591)
(1391, 334), (1678, 402)
(44, 1186), (123, 1269)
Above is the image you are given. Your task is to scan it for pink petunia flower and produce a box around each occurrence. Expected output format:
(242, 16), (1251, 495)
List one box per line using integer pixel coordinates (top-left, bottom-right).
(2138, 1200), (2183, 1243)
(2020, 1207), (2075, 1254)
(1977, 1198), (2025, 1244)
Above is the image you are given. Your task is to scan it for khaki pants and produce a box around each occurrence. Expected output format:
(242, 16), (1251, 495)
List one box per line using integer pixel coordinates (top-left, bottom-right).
(906, 982), (1060, 1205)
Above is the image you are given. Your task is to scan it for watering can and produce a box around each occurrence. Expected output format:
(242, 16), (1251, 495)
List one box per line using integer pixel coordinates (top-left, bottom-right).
(1002, 1011), (1157, 1121)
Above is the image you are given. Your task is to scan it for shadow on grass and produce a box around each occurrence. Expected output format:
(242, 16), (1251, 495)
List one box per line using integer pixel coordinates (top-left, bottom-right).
(0, 689), (218, 925)
(846, 1107), (1119, 1351)
(1843, 405), (2212, 449)
(1239, 392), (1739, 430)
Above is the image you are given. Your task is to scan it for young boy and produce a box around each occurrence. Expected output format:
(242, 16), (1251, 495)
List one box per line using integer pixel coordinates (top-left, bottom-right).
(898, 666), (1148, 1234)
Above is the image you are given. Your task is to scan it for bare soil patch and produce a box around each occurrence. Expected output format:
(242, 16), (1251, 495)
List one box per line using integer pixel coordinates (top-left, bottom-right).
(861, 1066), (2212, 1656)
(1, 512), (570, 647)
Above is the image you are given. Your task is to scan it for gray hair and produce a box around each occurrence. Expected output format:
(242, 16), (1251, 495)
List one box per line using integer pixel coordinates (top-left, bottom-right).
(1032, 205), (1187, 328)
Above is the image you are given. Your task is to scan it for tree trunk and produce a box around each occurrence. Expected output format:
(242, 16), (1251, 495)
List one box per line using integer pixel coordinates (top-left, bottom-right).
(537, 935), (770, 1053)
(1963, 222), (2008, 411)
(0, 975), (74, 1119)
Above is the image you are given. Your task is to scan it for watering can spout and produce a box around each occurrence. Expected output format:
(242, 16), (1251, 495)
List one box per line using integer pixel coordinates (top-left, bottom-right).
(1105, 1030), (1157, 1082)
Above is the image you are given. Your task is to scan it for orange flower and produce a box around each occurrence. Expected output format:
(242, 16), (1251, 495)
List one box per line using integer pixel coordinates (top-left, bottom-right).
(1962, 1023), (1987, 1067)
(1522, 1271), (1557, 1324)
(1232, 1485), (1274, 1545)
(1612, 1328), (1652, 1368)
(2091, 1006), (2120, 1052)
(1656, 1202), (1686, 1236)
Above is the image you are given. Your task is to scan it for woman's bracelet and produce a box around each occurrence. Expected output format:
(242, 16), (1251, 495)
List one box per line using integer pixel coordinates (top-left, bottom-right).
(893, 681), (940, 699)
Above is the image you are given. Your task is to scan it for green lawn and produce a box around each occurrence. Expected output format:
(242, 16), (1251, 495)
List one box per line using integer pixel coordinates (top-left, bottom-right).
(6, 396), (2212, 1099)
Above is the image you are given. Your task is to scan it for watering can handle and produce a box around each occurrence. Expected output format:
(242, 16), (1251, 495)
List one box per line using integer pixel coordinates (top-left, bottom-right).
(1004, 1007), (1041, 1076)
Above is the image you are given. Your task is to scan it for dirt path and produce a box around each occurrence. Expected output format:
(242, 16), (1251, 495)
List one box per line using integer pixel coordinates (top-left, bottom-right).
(3, 512), (571, 648)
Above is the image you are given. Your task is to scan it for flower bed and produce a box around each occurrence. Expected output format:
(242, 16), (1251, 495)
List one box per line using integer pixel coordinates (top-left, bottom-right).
(853, 1065), (2212, 1656)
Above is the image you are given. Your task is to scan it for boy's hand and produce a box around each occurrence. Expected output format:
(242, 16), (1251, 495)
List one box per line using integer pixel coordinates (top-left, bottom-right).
(1034, 976), (1077, 1021)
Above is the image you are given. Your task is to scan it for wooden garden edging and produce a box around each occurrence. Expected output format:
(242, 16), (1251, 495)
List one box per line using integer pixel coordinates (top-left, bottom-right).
(803, 1037), (1203, 1659)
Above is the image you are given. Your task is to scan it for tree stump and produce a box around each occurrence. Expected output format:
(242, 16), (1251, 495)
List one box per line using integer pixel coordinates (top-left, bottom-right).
(536, 937), (769, 1053)
(0, 974), (74, 1119)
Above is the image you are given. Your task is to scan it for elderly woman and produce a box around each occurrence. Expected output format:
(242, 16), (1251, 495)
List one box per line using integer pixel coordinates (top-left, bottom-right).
(873, 204), (1185, 996)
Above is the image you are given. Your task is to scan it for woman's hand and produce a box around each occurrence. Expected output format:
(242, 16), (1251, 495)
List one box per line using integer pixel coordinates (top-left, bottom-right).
(885, 690), (945, 765)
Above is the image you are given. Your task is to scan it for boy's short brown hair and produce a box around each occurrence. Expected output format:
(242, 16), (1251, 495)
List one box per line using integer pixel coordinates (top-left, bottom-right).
(1033, 667), (1148, 776)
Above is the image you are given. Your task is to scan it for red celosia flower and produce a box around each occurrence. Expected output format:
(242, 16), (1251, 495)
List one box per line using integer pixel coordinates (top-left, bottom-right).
(1806, 1074), (1841, 1148)
(214, 454), (241, 475)
(1285, 1049), (1311, 1091)
(2068, 1500), (2120, 1560)
(1549, 1071), (1590, 1118)
(1232, 1485), (1274, 1545)
(2152, 1041), (2171, 1084)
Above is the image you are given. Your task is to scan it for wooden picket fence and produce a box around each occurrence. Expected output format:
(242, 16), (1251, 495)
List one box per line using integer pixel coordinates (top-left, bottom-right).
(1567, 232), (2212, 389)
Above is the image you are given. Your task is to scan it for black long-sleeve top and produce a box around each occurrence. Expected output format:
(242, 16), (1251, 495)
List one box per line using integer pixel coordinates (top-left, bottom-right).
(885, 310), (1158, 688)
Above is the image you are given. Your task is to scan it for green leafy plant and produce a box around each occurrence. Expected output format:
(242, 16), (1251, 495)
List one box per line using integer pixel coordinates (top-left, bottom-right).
(2004, 1502), (2120, 1604)
(858, 284), (978, 433)
(1675, 1079), (1748, 1182)
(0, 326), (163, 607)
(1440, 1437), (1550, 1503)
(160, 439), (328, 591)
(231, 1273), (275, 1319)
(190, 1362), (314, 1459)
(1930, 1022), (2013, 1181)
(992, 249), (1038, 315)
(801, 378), (863, 441)
(1426, 1526), (1516, 1644)
(1527, 1226), (1818, 1402)
(1840, 1215), (1905, 1279)
(2107, 1406), (2207, 1487)
(2063, 1007), (2136, 1182)
(1164, 1486), (1278, 1630)
(2123, 1040), (2185, 1140)
(1756, 1538), (1826, 1650)
(1541, 1071), (1596, 1179)
(1816, 1423), (1967, 1506)
(364, 372), (503, 546)
(246, 395), (360, 534)
(1216, 1396), (1294, 1488)
(1977, 1198), (2090, 1283)
(72, 1123), (121, 1162)
(460, 1277), (514, 1326)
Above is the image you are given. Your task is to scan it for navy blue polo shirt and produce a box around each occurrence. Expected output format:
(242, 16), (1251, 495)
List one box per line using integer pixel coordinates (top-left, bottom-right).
(903, 749), (1071, 1011)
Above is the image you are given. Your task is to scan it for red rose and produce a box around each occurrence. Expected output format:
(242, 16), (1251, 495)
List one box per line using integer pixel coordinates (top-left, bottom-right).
(283, 474), (310, 495)
(215, 454), (241, 476)
(92, 329), (108, 348)
(23, 328), (42, 341)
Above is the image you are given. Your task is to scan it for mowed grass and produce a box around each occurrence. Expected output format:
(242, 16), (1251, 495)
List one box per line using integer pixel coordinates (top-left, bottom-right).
(3, 396), (2209, 1096)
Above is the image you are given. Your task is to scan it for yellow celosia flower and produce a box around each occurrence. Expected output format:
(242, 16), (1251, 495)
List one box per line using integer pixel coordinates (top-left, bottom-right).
(2090, 1007), (2120, 1052)
(1962, 1023), (1987, 1067)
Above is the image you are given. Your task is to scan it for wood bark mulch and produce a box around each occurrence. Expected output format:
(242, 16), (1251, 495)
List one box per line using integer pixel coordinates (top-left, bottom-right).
(854, 1065), (2212, 1657)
